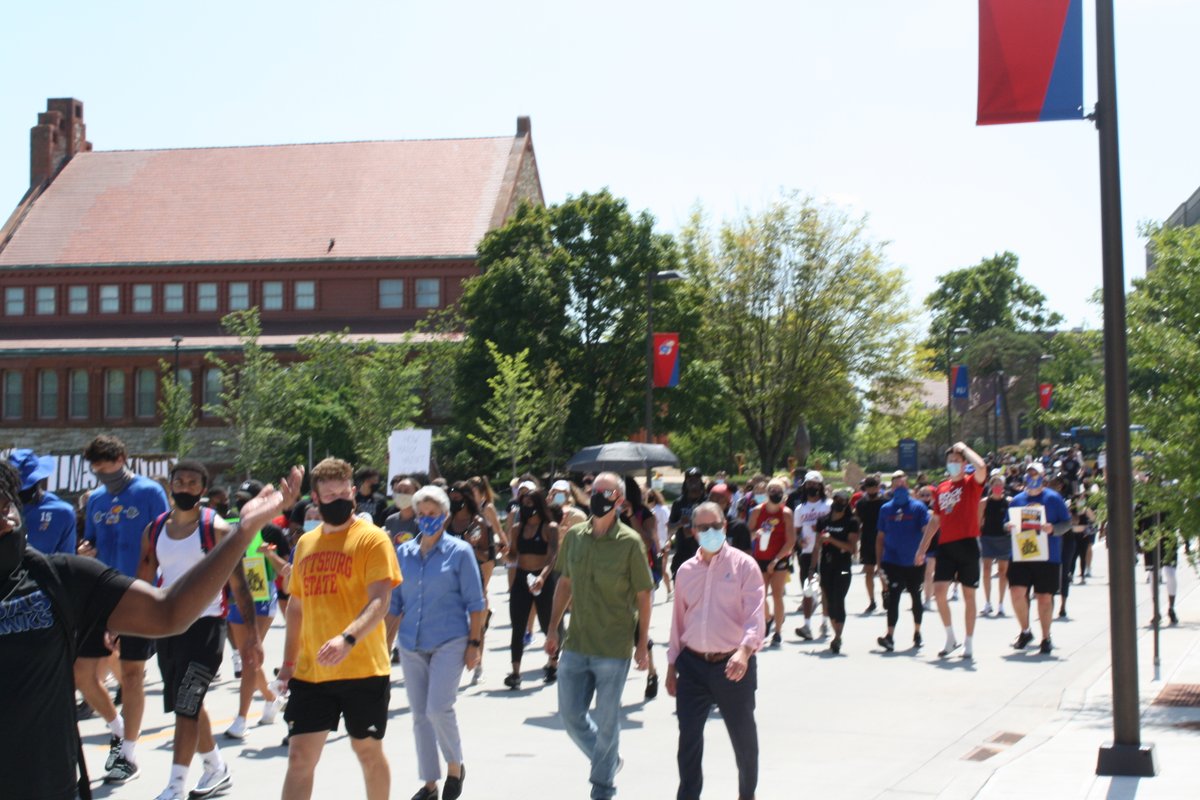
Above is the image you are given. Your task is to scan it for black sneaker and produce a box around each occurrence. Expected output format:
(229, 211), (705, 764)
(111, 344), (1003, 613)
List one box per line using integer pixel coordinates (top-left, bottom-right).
(865, 602), (877, 614)
(1038, 638), (1053, 655)
(113, 686), (123, 706)
(443, 764), (465, 800)
(830, 637), (842, 654)
(1013, 630), (1035, 650)
(771, 632), (782, 646)
(503, 672), (521, 690)
(1169, 609), (1179, 625)
(645, 673), (658, 699)
(410, 786), (438, 800)
(105, 735), (122, 771)
(76, 700), (95, 721)
(913, 631), (923, 649)
(391, 647), (400, 665)
(1058, 608), (1067, 619)
(765, 619), (773, 637)
(104, 755), (140, 784)
(877, 634), (894, 652)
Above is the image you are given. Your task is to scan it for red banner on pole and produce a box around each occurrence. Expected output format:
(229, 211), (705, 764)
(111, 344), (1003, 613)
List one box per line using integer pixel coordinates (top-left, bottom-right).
(653, 333), (680, 388)
(1039, 383), (1054, 410)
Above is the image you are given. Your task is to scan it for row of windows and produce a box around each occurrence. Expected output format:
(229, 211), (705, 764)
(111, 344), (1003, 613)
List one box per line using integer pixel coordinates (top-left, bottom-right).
(2, 278), (443, 316)
(1, 368), (221, 422)
(3, 281), (315, 316)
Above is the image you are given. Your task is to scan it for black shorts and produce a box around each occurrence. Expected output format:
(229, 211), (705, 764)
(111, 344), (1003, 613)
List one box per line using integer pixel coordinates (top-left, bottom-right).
(1008, 561), (1061, 595)
(799, 554), (816, 584)
(933, 538), (981, 588)
(859, 530), (878, 565)
(284, 676), (391, 739)
(157, 616), (225, 718)
(78, 625), (157, 661)
(755, 556), (793, 574)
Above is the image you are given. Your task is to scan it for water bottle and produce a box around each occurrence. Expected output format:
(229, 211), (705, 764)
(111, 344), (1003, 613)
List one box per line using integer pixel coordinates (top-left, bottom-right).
(527, 572), (542, 596)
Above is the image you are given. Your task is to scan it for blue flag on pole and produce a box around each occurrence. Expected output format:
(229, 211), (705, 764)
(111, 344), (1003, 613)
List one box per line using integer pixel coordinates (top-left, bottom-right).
(952, 365), (970, 400)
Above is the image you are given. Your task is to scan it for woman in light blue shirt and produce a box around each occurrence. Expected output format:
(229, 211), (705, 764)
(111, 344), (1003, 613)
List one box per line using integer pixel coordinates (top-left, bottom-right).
(391, 485), (487, 800)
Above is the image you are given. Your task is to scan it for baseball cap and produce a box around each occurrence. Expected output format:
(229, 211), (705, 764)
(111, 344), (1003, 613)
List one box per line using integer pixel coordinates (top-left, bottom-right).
(890, 470), (907, 480)
(8, 449), (54, 491)
(550, 479), (571, 493)
(517, 480), (538, 494)
(804, 470), (824, 483)
(236, 479), (264, 498)
(1026, 462), (1045, 476)
(832, 488), (851, 502)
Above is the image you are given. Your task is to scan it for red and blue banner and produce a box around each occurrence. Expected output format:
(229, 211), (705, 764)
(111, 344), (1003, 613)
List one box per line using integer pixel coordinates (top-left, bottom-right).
(952, 365), (970, 399)
(1039, 383), (1054, 410)
(977, 0), (1084, 125)
(653, 333), (680, 388)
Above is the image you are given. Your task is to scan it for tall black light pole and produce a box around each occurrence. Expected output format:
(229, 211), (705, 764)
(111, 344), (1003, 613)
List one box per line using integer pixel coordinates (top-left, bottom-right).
(1094, 0), (1157, 777)
(645, 270), (684, 448)
(945, 326), (970, 450)
(171, 336), (182, 380)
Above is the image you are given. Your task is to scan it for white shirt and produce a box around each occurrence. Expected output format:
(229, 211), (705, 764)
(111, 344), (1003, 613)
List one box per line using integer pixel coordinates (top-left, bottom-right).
(156, 522), (224, 618)
(651, 504), (670, 549)
(794, 499), (831, 554)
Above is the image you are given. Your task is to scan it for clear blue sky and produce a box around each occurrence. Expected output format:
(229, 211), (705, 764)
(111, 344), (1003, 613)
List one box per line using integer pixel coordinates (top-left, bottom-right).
(2, 0), (1195, 330)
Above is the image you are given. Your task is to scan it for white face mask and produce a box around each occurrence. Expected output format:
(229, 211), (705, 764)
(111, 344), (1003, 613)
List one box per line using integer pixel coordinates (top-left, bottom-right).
(394, 493), (414, 510)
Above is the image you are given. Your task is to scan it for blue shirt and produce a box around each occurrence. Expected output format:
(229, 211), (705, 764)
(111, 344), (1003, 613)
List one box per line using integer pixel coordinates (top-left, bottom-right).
(23, 491), (77, 555)
(1009, 488), (1070, 563)
(878, 494), (931, 566)
(390, 533), (485, 652)
(84, 475), (170, 577)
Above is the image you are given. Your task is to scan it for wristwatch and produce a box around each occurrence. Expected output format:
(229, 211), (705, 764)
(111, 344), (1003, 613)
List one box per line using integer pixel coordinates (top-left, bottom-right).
(468, 639), (483, 647)
(342, 632), (357, 646)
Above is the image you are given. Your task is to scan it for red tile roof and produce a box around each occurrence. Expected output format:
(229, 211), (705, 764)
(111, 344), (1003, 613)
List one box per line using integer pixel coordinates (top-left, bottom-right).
(0, 331), (461, 354)
(0, 136), (524, 267)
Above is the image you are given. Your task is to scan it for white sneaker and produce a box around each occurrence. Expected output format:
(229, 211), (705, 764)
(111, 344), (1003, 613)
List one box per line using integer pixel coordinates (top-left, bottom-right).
(819, 620), (830, 637)
(231, 651), (242, 678)
(981, 603), (994, 616)
(154, 785), (185, 800)
(223, 717), (247, 740)
(260, 695), (283, 725)
(189, 762), (232, 798)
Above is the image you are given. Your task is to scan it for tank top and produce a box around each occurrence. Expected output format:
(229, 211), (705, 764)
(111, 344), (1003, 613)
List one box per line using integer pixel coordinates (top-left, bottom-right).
(752, 505), (789, 561)
(982, 496), (1009, 538)
(516, 519), (550, 556)
(156, 522), (224, 618)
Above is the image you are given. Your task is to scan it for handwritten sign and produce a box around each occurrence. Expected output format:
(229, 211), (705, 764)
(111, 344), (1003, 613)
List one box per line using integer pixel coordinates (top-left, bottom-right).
(387, 429), (432, 484)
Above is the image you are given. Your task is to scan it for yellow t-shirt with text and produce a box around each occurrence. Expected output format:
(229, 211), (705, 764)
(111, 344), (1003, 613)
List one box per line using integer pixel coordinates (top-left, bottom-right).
(291, 518), (401, 682)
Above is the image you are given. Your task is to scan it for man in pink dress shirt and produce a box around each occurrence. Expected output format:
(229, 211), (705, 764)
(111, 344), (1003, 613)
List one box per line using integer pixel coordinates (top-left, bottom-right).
(666, 502), (765, 800)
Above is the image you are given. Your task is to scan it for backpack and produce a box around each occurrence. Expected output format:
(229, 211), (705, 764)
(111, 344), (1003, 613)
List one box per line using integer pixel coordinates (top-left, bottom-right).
(23, 550), (92, 800)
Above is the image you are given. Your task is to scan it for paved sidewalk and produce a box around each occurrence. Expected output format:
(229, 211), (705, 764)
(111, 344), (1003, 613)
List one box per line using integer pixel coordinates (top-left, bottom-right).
(77, 539), (1198, 799)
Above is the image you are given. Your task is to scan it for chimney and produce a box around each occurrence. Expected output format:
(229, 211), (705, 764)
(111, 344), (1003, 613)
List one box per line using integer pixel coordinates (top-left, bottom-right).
(30, 98), (90, 188)
(516, 116), (531, 137)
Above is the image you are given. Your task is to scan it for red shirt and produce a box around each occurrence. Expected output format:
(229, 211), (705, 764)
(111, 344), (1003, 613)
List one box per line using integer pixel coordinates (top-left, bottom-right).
(750, 505), (789, 561)
(932, 477), (984, 543)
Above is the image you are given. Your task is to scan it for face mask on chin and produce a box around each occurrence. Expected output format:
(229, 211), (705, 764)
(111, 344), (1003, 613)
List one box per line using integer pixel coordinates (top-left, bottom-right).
(94, 467), (132, 494)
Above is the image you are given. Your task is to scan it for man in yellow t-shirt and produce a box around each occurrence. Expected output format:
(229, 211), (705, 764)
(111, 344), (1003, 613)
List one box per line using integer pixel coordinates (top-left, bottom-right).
(277, 458), (401, 800)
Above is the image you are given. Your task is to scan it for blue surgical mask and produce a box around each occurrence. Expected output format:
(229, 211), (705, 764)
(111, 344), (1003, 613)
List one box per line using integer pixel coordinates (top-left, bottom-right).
(417, 513), (447, 538)
(303, 519), (320, 532)
(946, 462), (963, 478)
(697, 526), (725, 553)
(892, 486), (909, 504)
(1026, 476), (1044, 491)
(754, 493), (768, 505)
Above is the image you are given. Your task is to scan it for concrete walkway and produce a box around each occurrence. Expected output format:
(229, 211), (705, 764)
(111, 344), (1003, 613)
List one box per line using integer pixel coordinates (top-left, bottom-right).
(78, 538), (1198, 799)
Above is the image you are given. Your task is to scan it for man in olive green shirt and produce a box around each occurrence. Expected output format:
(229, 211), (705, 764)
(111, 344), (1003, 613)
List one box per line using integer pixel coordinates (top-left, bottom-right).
(546, 472), (653, 800)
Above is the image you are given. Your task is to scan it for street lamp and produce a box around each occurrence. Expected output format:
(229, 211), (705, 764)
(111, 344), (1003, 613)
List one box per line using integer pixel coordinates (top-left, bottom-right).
(945, 326), (969, 450)
(171, 336), (183, 380)
(645, 270), (684, 448)
(1033, 353), (1054, 445)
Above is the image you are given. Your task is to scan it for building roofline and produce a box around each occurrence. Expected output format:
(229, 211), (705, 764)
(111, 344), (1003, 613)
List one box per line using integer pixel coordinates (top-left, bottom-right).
(0, 253), (478, 271)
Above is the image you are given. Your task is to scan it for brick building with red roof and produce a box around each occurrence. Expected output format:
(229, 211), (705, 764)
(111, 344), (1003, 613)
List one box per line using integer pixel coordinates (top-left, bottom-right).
(0, 98), (543, 462)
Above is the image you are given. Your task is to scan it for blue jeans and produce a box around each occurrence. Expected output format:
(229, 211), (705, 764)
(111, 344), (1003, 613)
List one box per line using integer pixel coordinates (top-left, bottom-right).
(557, 649), (631, 799)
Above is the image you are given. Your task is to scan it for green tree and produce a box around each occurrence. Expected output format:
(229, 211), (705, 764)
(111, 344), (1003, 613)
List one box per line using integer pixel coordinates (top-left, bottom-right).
(849, 401), (937, 468)
(925, 251), (1063, 371)
(349, 344), (425, 470)
(468, 342), (546, 478)
(205, 309), (294, 479)
(685, 193), (913, 471)
(157, 360), (196, 458)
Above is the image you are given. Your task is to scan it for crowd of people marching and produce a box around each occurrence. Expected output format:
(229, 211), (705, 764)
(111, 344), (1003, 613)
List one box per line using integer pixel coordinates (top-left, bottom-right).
(0, 434), (1186, 800)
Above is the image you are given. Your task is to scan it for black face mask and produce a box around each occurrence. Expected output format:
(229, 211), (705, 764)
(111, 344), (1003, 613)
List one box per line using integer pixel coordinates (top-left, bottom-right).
(319, 498), (355, 526)
(449, 497), (466, 514)
(18, 486), (38, 505)
(806, 487), (821, 499)
(590, 492), (616, 518)
(172, 492), (202, 511)
(767, 491), (784, 504)
(0, 515), (27, 579)
(831, 501), (848, 513)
